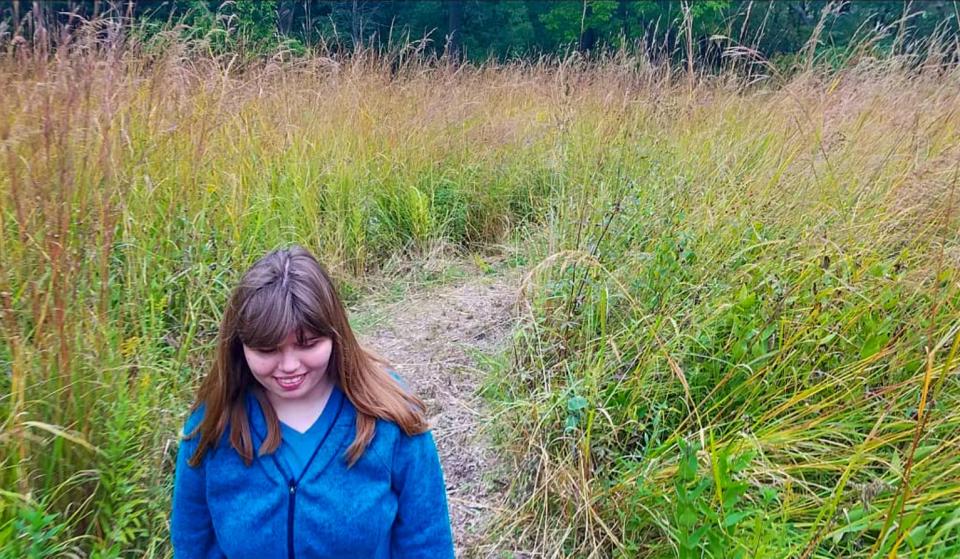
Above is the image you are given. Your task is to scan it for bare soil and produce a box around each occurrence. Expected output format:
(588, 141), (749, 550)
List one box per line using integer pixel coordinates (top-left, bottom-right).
(355, 262), (521, 557)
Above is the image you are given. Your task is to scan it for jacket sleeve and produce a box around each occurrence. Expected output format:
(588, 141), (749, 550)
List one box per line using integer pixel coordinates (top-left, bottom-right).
(390, 428), (456, 559)
(170, 408), (225, 559)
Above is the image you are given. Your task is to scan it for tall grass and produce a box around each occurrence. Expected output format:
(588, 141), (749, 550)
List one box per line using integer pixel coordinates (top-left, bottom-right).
(0, 22), (558, 556)
(1, 14), (958, 559)
(487, 44), (960, 559)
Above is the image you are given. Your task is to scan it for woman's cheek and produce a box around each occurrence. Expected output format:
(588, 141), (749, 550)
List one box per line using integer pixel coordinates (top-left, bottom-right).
(243, 350), (276, 377)
(305, 340), (333, 370)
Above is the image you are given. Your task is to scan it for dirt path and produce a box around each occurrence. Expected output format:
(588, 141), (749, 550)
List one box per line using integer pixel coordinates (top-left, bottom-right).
(354, 263), (519, 557)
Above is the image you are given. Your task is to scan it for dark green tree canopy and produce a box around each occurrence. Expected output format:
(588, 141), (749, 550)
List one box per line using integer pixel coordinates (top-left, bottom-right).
(1, 1), (956, 62)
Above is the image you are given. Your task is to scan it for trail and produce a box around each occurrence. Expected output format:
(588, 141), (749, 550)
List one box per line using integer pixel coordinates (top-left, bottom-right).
(354, 262), (520, 557)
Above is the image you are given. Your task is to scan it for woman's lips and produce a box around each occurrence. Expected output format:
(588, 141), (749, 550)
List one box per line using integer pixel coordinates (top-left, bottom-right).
(275, 372), (306, 391)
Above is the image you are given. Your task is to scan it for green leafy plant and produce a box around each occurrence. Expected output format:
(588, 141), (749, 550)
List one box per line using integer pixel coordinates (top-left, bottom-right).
(672, 440), (764, 558)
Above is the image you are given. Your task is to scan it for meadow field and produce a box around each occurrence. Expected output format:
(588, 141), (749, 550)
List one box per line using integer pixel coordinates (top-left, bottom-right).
(2, 22), (960, 558)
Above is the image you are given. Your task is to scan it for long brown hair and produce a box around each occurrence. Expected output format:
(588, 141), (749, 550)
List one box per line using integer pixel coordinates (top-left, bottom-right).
(186, 245), (427, 467)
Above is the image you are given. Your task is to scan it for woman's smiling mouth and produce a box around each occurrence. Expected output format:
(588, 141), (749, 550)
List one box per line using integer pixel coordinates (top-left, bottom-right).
(275, 373), (307, 390)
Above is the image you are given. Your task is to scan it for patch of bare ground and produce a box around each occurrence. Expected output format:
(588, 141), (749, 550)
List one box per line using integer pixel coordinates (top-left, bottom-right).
(353, 257), (525, 558)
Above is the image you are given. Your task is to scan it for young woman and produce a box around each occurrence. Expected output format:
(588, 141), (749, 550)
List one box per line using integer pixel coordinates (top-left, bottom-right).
(170, 245), (455, 558)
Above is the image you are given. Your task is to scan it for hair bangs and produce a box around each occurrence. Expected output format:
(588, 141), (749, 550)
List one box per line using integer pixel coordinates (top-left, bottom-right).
(294, 290), (338, 342)
(236, 285), (305, 349)
(236, 281), (338, 349)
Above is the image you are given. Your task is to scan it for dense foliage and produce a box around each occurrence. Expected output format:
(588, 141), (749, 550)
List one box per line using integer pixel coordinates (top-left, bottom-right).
(1, 1), (958, 62)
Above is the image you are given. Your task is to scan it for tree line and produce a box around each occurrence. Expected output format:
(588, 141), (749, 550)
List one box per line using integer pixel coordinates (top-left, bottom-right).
(1, 1), (957, 63)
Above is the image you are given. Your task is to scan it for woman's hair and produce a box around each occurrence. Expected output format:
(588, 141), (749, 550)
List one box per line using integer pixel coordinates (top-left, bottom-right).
(185, 245), (428, 468)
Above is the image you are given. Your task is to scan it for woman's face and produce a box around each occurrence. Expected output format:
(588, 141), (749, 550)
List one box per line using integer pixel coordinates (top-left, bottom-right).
(242, 330), (334, 403)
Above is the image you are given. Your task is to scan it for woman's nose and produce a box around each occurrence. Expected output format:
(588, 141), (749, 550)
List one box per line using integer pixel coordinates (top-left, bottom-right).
(279, 349), (300, 373)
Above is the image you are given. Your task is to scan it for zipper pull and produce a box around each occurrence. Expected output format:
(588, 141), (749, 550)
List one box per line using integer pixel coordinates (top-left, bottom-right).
(289, 482), (296, 495)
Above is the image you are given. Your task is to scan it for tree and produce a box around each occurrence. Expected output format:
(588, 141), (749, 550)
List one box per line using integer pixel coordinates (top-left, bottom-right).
(1, 0), (958, 63)
(447, 0), (463, 59)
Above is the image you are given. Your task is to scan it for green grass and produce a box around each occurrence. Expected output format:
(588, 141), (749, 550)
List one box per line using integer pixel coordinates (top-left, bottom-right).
(2, 19), (960, 559)
(484, 69), (960, 557)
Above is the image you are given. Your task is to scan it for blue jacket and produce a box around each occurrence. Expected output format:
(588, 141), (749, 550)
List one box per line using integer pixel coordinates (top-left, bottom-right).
(170, 384), (456, 558)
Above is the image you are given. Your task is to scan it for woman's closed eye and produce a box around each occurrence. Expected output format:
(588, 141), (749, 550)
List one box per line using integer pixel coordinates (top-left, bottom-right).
(254, 339), (320, 353)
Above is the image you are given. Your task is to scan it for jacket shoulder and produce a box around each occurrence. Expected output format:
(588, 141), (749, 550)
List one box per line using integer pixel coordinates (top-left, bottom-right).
(181, 402), (206, 438)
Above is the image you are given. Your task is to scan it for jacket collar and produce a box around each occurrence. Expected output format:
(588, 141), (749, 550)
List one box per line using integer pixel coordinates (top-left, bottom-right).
(243, 384), (355, 483)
